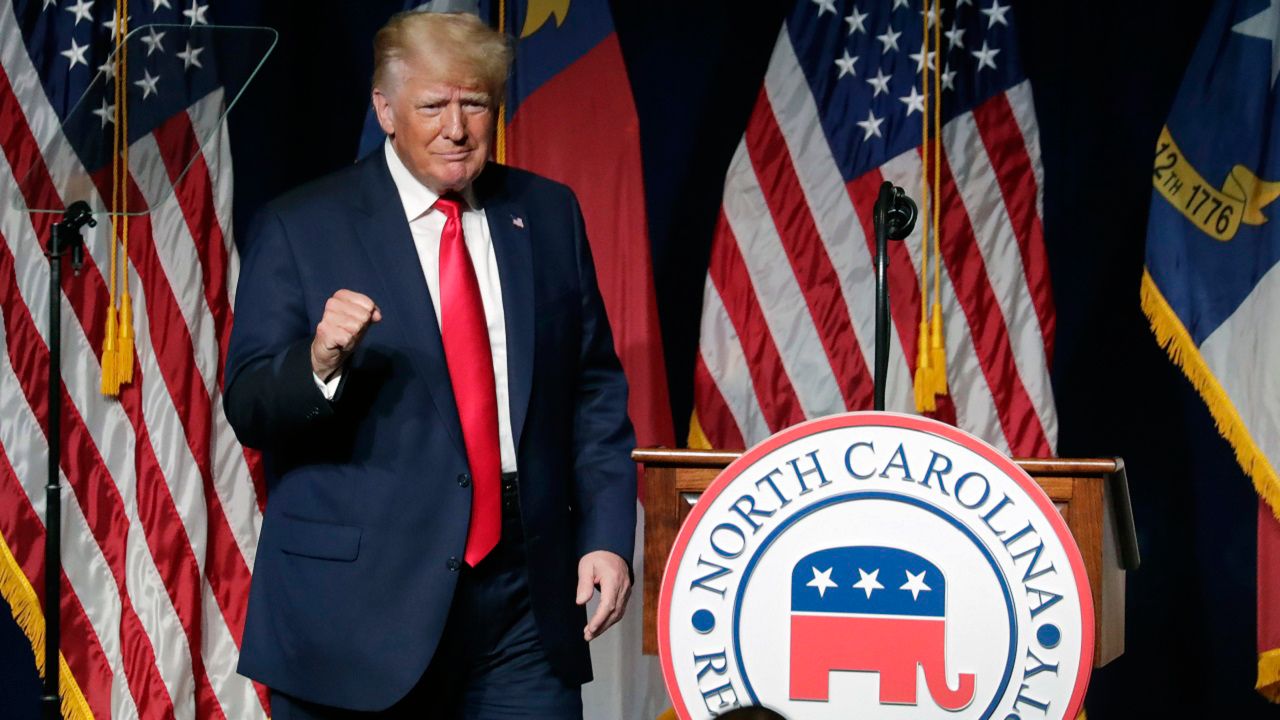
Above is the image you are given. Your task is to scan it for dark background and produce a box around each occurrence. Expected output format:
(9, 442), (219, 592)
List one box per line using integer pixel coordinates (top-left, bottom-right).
(5, 0), (1275, 716)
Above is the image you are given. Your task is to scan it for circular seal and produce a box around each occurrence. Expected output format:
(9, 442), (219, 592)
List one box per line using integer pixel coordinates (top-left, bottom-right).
(658, 412), (1093, 719)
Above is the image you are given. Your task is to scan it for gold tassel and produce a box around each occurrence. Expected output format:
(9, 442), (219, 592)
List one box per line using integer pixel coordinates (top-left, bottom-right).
(914, 317), (935, 412)
(116, 289), (134, 383)
(929, 301), (949, 397)
(100, 307), (120, 396)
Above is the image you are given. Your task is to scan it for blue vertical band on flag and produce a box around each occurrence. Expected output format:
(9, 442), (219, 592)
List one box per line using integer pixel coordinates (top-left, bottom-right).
(1142, 0), (1280, 509)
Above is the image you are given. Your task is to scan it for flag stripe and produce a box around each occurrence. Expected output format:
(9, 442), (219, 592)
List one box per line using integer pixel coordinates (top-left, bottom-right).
(0, 219), (176, 720)
(707, 208), (808, 433)
(969, 89), (1055, 362)
(936, 152), (1052, 456)
(0, 448), (114, 720)
(943, 108), (1056, 448)
(697, 280), (772, 446)
(692, 352), (747, 451)
(763, 29), (914, 412)
(722, 141), (848, 419)
(743, 85), (873, 411)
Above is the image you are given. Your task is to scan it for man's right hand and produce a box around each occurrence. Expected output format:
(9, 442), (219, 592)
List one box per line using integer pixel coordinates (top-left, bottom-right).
(311, 289), (382, 380)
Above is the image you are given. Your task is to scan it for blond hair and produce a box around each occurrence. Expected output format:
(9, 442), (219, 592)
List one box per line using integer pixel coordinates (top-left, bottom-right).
(372, 11), (512, 101)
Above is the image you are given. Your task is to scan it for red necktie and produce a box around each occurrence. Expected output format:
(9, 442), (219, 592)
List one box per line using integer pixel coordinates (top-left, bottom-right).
(435, 195), (501, 566)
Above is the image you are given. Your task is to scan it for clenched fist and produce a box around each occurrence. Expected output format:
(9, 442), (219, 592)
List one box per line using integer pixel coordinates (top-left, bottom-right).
(311, 289), (382, 380)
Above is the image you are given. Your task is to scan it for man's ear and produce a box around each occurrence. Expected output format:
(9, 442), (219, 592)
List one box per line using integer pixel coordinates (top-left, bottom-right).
(371, 88), (395, 136)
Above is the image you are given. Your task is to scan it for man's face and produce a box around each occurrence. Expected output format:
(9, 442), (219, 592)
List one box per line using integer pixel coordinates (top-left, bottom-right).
(372, 57), (494, 194)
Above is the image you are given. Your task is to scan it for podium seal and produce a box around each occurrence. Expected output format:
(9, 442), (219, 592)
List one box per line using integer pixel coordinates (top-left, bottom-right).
(658, 413), (1093, 719)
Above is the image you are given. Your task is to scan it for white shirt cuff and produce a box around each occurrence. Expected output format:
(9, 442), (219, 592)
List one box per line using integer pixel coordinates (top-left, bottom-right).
(312, 371), (341, 401)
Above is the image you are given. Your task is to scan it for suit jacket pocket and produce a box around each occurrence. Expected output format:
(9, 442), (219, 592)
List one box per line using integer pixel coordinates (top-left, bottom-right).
(279, 514), (362, 561)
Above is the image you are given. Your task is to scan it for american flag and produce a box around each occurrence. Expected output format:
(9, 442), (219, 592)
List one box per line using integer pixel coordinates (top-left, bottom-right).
(692, 0), (1057, 458)
(0, 1), (268, 718)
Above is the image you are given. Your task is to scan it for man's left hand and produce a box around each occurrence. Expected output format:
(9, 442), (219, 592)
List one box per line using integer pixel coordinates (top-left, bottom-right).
(576, 550), (631, 641)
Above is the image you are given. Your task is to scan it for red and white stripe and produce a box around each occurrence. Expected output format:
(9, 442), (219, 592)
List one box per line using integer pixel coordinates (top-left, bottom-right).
(695, 28), (1057, 458)
(0, 2), (268, 716)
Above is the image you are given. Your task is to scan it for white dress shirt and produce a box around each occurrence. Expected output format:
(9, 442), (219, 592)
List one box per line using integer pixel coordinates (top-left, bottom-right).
(315, 140), (516, 473)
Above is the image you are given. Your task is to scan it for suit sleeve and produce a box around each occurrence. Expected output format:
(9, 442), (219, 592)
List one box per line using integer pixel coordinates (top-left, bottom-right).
(566, 193), (639, 565)
(223, 207), (339, 450)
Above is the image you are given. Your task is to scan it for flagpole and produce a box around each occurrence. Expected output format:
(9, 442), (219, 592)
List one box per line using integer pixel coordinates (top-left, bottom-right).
(42, 201), (95, 720)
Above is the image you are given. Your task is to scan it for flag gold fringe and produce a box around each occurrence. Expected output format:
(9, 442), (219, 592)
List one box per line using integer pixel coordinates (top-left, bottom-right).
(687, 409), (712, 450)
(1140, 269), (1280, 519)
(1259, 648), (1280, 701)
(0, 531), (94, 720)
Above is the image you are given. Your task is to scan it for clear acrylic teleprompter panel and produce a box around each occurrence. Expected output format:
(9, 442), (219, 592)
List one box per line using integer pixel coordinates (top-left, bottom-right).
(14, 23), (276, 217)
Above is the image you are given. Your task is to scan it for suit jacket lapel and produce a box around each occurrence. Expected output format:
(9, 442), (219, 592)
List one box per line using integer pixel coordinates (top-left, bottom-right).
(352, 153), (466, 456)
(478, 165), (534, 455)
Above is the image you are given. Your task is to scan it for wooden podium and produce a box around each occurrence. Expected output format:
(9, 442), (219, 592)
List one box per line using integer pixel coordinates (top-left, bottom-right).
(633, 448), (1138, 668)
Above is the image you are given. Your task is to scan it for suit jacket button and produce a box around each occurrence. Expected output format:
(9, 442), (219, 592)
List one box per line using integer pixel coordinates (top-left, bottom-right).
(446, 557), (461, 572)
(457, 473), (471, 487)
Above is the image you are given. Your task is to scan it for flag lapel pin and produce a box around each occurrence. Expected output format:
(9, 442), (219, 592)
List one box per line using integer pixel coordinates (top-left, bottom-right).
(511, 215), (525, 229)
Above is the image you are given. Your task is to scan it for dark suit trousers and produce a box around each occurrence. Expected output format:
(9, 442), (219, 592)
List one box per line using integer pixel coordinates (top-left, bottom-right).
(269, 476), (584, 719)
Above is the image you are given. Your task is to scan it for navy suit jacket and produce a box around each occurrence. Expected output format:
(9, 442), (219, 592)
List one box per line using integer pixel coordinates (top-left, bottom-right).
(223, 152), (636, 711)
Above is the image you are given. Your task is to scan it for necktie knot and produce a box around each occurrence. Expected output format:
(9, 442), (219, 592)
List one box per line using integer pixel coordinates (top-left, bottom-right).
(434, 194), (464, 221)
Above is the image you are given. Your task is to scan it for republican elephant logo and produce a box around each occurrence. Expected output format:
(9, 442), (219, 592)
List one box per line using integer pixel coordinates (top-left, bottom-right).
(789, 545), (975, 710)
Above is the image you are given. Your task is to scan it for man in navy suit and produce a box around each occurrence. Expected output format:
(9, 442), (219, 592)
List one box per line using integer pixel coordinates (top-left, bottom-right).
(223, 11), (636, 718)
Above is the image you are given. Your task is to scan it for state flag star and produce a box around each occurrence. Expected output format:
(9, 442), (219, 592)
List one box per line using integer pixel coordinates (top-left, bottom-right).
(141, 26), (166, 56)
(909, 49), (937, 73)
(97, 56), (117, 79)
(42, 0), (57, 9)
(941, 65), (957, 90)
(91, 98), (115, 128)
(844, 7), (868, 35)
(944, 24), (965, 50)
(957, 0), (973, 5)
(135, 69), (160, 99)
(853, 567), (884, 597)
(900, 85), (925, 115)
(866, 67), (891, 96)
(65, 0), (93, 26)
(892, 0), (910, 9)
(1232, 0), (1280, 88)
(177, 42), (204, 69)
(183, 0), (209, 25)
(60, 38), (89, 69)
(972, 40), (1001, 71)
(901, 569), (932, 600)
(981, 0), (1010, 28)
(152, 0), (172, 9)
(811, 0), (836, 16)
(877, 26), (902, 54)
(807, 566), (838, 598)
(834, 49), (857, 78)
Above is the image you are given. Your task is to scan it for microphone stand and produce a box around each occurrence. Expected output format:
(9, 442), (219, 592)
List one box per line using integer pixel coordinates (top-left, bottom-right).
(42, 201), (95, 720)
(871, 182), (917, 411)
